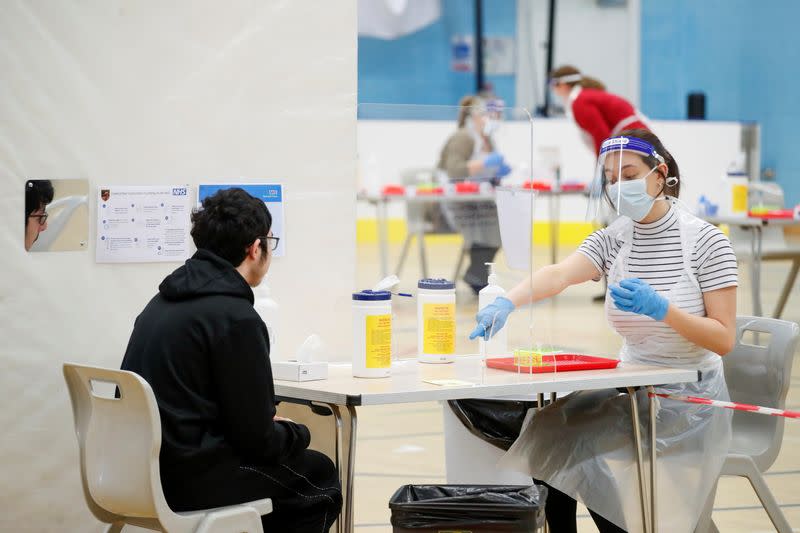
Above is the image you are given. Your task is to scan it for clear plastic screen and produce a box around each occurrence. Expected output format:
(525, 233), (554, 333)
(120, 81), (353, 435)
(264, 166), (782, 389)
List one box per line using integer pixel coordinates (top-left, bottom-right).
(356, 102), (565, 385)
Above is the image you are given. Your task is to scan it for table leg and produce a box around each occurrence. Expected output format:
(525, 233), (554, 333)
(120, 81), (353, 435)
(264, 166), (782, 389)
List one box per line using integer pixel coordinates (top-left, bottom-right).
(417, 228), (428, 279)
(750, 226), (764, 317)
(549, 194), (557, 264)
(648, 386), (658, 533)
(326, 404), (358, 533)
(344, 405), (358, 533)
(773, 258), (800, 319)
(328, 405), (345, 533)
(537, 393), (549, 533)
(627, 387), (651, 533)
(377, 200), (389, 278)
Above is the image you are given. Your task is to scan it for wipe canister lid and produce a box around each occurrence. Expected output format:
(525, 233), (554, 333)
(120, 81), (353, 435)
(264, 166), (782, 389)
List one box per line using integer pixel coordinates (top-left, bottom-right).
(352, 290), (392, 301)
(417, 278), (455, 290)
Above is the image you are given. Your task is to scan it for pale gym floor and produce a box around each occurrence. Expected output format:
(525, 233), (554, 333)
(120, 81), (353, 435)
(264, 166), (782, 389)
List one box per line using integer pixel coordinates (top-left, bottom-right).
(343, 238), (800, 532)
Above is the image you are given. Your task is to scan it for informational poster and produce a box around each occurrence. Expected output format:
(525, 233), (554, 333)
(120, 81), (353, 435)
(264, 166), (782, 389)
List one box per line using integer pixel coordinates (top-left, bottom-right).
(197, 183), (286, 257)
(451, 35), (474, 72)
(483, 36), (515, 75)
(95, 185), (192, 263)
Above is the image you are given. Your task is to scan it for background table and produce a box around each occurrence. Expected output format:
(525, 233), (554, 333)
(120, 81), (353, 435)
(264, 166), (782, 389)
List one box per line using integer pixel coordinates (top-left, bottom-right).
(704, 216), (800, 317)
(359, 188), (587, 278)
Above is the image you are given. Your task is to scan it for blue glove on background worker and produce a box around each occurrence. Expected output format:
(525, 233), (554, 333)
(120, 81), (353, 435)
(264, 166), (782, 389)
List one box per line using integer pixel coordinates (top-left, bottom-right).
(609, 278), (669, 320)
(483, 151), (505, 169)
(469, 296), (515, 340)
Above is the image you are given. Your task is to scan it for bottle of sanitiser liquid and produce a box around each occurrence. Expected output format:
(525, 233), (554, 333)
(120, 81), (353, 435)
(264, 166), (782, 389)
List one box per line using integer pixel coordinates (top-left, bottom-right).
(478, 263), (507, 357)
(253, 284), (279, 354)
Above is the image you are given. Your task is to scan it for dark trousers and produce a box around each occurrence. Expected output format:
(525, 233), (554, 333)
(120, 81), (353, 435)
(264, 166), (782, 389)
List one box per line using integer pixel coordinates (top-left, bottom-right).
(536, 480), (627, 533)
(168, 450), (342, 533)
(463, 244), (499, 290)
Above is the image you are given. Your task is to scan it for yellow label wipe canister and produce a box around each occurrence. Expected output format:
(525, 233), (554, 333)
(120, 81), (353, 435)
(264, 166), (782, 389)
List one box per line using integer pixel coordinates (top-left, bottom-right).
(352, 290), (392, 378)
(417, 278), (456, 363)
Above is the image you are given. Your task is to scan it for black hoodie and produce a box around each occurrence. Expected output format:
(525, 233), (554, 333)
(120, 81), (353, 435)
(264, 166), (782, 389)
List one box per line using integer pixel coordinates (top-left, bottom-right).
(121, 249), (310, 484)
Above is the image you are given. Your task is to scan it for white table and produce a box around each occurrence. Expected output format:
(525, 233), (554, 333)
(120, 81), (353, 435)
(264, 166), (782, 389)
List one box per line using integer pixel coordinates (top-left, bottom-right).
(275, 360), (699, 533)
(359, 188), (587, 278)
(704, 216), (800, 317)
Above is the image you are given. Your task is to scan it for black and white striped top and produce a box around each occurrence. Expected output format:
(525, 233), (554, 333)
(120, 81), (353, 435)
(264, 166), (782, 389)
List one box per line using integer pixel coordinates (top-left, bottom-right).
(579, 206), (738, 293)
(578, 206), (738, 359)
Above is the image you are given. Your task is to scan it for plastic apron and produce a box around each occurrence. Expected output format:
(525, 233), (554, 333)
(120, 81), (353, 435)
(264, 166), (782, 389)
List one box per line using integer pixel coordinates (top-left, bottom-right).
(437, 130), (502, 247)
(499, 204), (732, 532)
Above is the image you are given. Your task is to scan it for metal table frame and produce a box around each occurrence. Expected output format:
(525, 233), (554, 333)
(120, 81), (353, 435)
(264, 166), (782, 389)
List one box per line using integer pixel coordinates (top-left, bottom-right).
(276, 362), (698, 533)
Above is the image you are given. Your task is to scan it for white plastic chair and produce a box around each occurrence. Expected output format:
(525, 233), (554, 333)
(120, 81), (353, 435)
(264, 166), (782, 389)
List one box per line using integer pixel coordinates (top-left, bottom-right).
(63, 363), (272, 532)
(695, 317), (800, 533)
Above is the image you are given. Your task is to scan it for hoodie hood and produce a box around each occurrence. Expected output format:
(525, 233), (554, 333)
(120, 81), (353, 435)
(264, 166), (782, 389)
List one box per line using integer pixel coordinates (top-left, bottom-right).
(159, 249), (254, 304)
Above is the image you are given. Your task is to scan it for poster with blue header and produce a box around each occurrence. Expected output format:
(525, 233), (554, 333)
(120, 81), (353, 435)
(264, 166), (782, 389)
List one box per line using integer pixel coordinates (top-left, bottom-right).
(197, 183), (286, 257)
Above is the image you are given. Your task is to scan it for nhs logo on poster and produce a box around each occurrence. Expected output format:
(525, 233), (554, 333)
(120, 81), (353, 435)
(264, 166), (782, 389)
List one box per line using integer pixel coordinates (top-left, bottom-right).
(172, 187), (188, 196)
(196, 183), (286, 258)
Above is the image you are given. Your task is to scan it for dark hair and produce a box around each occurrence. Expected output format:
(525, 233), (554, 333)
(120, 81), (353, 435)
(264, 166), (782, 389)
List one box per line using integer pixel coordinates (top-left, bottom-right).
(549, 65), (607, 91)
(457, 94), (482, 128)
(190, 188), (272, 266)
(25, 180), (54, 226)
(603, 128), (681, 209)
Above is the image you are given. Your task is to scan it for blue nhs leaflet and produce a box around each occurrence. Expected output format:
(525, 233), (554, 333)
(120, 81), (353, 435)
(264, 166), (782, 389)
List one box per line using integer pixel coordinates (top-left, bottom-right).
(197, 183), (285, 257)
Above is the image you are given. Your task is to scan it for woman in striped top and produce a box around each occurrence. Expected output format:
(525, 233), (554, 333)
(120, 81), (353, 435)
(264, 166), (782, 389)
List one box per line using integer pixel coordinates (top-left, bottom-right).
(471, 130), (736, 532)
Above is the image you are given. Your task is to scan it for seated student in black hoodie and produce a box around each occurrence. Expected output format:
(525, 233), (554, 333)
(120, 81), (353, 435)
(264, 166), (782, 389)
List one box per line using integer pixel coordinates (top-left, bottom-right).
(121, 188), (342, 532)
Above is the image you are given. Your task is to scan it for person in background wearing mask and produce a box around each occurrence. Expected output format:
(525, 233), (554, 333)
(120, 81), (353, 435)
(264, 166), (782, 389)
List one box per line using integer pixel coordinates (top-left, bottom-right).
(121, 188), (342, 532)
(470, 130), (737, 532)
(437, 95), (511, 293)
(550, 65), (651, 156)
(24, 179), (54, 251)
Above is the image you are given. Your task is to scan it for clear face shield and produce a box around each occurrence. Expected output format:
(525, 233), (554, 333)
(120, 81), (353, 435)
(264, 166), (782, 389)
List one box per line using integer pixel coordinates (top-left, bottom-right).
(586, 136), (668, 222)
(468, 97), (505, 137)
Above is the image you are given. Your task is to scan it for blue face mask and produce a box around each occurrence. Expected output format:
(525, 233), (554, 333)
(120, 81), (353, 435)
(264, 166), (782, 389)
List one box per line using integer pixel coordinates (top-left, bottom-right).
(606, 167), (660, 221)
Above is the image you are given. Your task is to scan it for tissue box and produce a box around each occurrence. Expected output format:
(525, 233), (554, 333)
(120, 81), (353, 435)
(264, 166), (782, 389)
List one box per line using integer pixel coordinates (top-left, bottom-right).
(272, 360), (328, 382)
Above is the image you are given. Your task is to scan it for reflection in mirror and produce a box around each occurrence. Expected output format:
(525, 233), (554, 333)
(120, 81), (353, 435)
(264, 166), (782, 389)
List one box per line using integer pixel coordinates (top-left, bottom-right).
(25, 178), (89, 252)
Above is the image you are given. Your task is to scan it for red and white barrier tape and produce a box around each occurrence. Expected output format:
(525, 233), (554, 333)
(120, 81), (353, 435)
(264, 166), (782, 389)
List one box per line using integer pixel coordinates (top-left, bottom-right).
(649, 393), (800, 419)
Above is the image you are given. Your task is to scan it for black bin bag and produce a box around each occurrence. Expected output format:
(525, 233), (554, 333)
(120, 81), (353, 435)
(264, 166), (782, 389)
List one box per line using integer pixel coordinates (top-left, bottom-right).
(448, 399), (537, 451)
(389, 484), (547, 532)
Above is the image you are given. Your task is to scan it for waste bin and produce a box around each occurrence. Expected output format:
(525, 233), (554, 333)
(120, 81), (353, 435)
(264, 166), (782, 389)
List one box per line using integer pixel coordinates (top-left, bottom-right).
(389, 484), (547, 532)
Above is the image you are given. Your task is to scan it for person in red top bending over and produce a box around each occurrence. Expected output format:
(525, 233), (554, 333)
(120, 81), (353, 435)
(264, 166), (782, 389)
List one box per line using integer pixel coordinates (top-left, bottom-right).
(549, 65), (650, 155)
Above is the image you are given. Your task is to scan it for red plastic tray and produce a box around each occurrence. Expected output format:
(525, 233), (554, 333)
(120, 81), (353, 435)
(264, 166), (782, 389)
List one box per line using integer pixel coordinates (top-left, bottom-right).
(522, 180), (552, 191)
(486, 353), (620, 373)
(382, 184), (406, 196)
(455, 182), (480, 194)
(748, 209), (794, 219)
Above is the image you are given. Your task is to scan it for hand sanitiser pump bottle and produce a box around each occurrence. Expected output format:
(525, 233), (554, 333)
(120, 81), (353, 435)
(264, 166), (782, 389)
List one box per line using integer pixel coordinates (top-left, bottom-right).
(254, 284), (279, 354)
(478, 263), (507, 357)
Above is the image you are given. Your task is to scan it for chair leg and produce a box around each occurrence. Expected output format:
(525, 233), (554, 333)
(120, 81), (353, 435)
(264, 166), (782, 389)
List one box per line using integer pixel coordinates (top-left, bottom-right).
(693, 480), (719, 533)
(772, 258), (799, 319)
(744, 469), (793, 533)
(104, 523), (124, 533)
(394, 234), (413, 276)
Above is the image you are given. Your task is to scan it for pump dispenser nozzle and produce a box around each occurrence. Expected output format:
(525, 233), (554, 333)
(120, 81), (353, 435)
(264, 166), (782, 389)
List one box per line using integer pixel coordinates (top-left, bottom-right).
(485, 262), (498, 285)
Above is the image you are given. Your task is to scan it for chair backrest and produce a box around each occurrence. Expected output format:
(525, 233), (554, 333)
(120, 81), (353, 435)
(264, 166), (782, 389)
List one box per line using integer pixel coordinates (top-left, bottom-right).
(63, 363), (167, 522)
(723, 317), (799, 470)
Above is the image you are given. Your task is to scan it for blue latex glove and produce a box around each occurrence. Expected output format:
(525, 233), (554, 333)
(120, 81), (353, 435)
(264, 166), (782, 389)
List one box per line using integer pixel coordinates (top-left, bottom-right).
(496, 162), (512, 178)
(483, 152), (504, 169)
(469, 296), (515, 340)
(609, 278), (669, 321)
